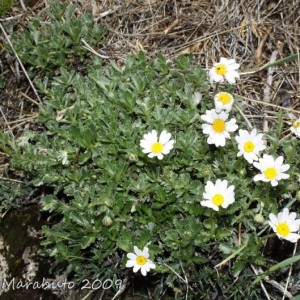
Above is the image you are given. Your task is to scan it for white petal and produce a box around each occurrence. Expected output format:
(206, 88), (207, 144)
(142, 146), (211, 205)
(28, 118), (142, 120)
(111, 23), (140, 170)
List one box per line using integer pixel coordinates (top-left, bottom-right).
(142, 247), (149, 258)
(229, 63), (240, 70)
(159, 130), (171, 144)
(225, 73), (236, 84)
(285, 233), (300, 243)
(126, 260), (136, 268)
(202, 125), (213, 135)
(142, 148), (152, 154)
(227, 185), (235, 193)
(219, 57), (228, 64)
(215, 135), (226, 147)
(269, 222), (277, 233)
(207, 136), (216, 145)
(226, 120), (238, 132)
(217, 179), (227, 190)
(264, 155), (275, 166)
(270, 180), (278, 187)
(211, 73), (224, 83)
(244, 154), (254, 164)
(133, 264), (141, 273)
(253, 174), (264, 181)
(281, 173), (290, 179)
(205, 181), (215, 195)
(286, 212), (297, 223)
(288, 220), (300, 232)
(127, 253), (137, 260)
(269, 213), (278, 226)
(278, 208), (289, 223)
(201, 113), (213, 123)
(200, 200), (219, 211)
(140, 140), (152, 148)
(147, 260), (156, 269)
(237, 151), (243, 157)
(140, 266), (147, 276)
(162, 140), (174, 154)
(219, 111), (229, 120)
(134, 246), (143, 256)
(221, 200), (233, 208)
(274, 156), (284, 167)
(281, 164), (290, 172)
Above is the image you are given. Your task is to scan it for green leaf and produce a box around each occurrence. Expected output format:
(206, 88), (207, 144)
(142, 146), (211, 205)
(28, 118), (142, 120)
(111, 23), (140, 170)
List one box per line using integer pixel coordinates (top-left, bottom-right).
(253, 254), (300, 285)
(190, 256), (209, 264)
(215, 228), (232, 239)
(243, 53), (299, 75)
(81, 234), (97, 249)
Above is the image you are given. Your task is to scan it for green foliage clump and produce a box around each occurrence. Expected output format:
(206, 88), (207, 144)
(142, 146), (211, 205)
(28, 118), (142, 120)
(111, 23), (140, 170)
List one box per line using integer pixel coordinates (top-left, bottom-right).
(0, 180), (31, 211)
(0, 0), (13, 17)
(5, 50), (299, 298)
(9, 1), (106, 72)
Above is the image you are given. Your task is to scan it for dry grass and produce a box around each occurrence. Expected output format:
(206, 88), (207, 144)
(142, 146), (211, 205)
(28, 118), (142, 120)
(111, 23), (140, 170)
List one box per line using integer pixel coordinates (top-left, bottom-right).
(92, 0), (300, 128)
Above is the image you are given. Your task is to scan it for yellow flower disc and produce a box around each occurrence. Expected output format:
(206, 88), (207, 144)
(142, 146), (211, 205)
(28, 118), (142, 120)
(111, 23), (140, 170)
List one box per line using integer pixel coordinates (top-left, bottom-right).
(212, 194), (224, 206)
(136, 256), (147, 265)
(151, 142), (163, 154)
(243, 141), (255, 153)
(212, 119), (226, 133)
(293, 121), (300, 129)
(276, 223), (290, 236)
(215, 64), (227, 76)
(264, 167), (277, 180)
(217, 93), (232, 104)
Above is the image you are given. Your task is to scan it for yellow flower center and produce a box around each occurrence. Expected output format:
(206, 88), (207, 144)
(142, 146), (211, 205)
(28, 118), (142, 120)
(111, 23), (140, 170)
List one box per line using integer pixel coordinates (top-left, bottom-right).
(217, 93), (232, 105)
(243, 141), (255, 153)
(276, 223), (290, 236)
(212, 119), (226, 133)
(151, 142), (163, 154)
(136, 255), (147, 265)
(212, 194), (224, 206)
(215, 64), (227, 76)
(264, 167), (277, 180)
(293, 121), (300, 128)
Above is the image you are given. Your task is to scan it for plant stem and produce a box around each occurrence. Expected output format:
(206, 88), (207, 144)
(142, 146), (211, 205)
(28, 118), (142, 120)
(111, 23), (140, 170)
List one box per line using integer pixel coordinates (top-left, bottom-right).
(215, 82), (219, 93)
(210, 210), (215, 233)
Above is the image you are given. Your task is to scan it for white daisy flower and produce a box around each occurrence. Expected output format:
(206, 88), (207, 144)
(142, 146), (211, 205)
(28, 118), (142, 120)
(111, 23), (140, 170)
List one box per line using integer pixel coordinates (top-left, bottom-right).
(201, 109), (238, 147)
(253, 154), (290, 187)
(235, 129), (266, 164)
(209, 57), (240, 85)
(57, 150), (69, 165)
(269, 208), (300, 243)
(126, 246), (156, 276)
(140, 130), (174, 160)
(201, 179), (235, 211)
(214, 92), (234, 112)
(290, 117), (300, 137)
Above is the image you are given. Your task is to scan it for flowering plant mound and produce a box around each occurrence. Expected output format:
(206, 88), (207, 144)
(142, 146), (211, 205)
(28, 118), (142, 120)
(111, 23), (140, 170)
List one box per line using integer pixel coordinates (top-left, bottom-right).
(4, 52), (300, 298)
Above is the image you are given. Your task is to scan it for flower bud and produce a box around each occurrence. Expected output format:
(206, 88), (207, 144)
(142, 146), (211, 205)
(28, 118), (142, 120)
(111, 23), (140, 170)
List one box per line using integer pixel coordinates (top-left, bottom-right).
(102, 215), (112, 226)
(239, 168), (246, 177)
(254, 214), (264, 224)
(128, 153), (138, 162)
